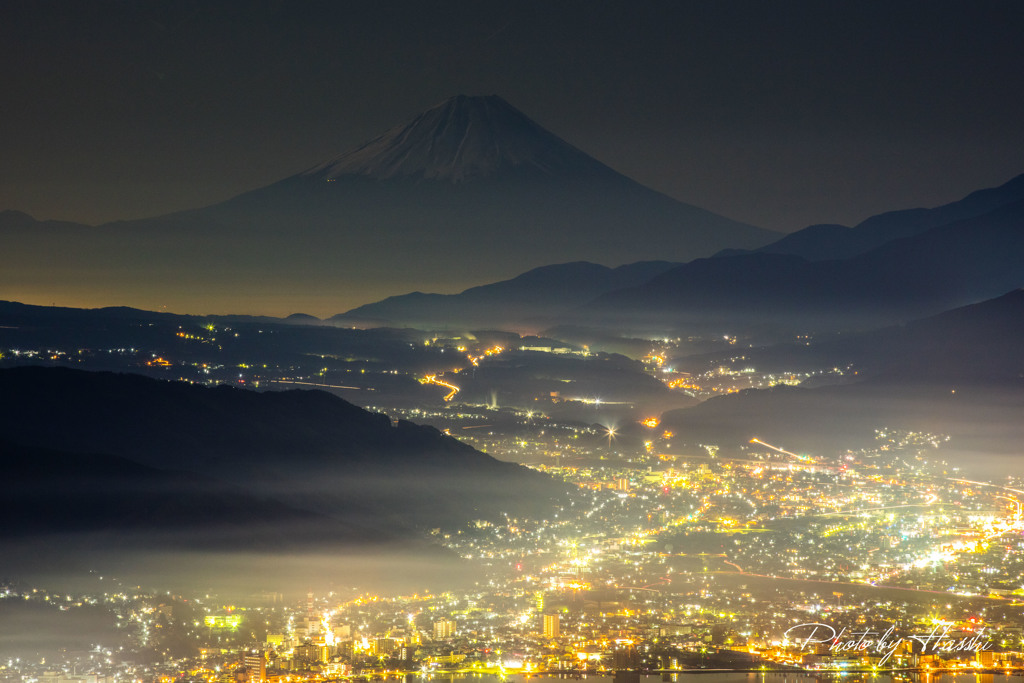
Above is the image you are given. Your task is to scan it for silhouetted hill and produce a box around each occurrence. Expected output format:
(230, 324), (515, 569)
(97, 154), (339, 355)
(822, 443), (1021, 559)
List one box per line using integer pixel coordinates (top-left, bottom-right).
(306, 172), (1024, 333)
(0, 209), (91, 231)
(673, 289), (1024, 381)
(0, 299), (181, 323)
(0, 299), (429, 366)
(659, 378), (1024, 472)
(745, 223), (851, 260)
(0, 95), (775, 315)
(0, 439), (378, 547)
(589, 198), (1024, 332)
(742, 173), (1024, 261)
(335, 260), (680, 329)
(441, 348), (680, 408)
(0, 299), (315, 329)
(284, 312), (321, 323)
(658, 291), (1024, 470)
(0, 367), (564, 530)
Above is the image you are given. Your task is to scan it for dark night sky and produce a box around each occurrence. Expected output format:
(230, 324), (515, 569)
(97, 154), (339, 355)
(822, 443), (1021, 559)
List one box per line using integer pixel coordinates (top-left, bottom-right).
(2, 0), (1023, 232)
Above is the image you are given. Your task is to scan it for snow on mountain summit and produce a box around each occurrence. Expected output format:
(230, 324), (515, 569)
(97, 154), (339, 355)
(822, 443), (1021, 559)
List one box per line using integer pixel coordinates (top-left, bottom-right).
(303, 95), (615, 182)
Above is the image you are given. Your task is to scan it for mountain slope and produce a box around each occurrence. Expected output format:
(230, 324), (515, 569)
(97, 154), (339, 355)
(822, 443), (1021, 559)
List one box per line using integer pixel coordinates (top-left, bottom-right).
(333, 172), (1024, 332)
(747, 173), (1024, 261)
(0, 439), (372, 547)
(658, 291), (1024, 470)
(672, 289), (1024, 381)
(0, 367), (563, 529)
(587, 197), (1024, 332)
(0, 209), (92, 231)
(305, 94), (615, 182)
(658, 378), (1024, 474)
(334, 260), (681, 329)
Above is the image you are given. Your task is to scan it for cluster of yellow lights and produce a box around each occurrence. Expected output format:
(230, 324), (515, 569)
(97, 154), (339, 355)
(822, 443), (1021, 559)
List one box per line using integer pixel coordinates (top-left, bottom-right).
(422, 374), (460, 402)
(666, 377), (701, 390)
(203, 614), (241, 629)
(422, 346), (507, 401)
(468, 345), (504, 367)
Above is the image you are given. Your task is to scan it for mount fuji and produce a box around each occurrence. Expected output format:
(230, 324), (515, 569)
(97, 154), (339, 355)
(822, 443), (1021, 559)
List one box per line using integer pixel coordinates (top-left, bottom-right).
(304, 94), (619, 182)
(1, 95), (777, 315)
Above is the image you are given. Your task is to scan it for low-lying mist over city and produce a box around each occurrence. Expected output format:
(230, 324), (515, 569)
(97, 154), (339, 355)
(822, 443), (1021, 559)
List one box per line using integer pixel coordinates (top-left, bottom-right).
(2, 3), (1024, 683)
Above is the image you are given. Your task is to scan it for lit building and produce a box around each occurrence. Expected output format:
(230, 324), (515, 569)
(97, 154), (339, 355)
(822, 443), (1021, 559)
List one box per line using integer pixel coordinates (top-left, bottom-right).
(243, 652), (265, 683)
(543, 613), (560, 638)
(433, 619), (456, 640)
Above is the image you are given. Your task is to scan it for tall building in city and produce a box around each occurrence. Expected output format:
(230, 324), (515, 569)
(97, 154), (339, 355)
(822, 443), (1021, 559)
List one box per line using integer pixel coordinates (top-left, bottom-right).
(613, 645), (640, 670)
(243, 652), (265, 683)
(433, 619), (456, 640)
(542, 613), (560, 638)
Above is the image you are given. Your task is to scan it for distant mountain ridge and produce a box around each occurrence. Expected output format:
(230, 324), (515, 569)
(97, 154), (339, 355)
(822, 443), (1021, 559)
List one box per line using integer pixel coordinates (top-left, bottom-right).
(0, 209), (92, 231)
(672, 288), (1024, 382)
(335, 260), (681, 328)
(654, 289), (1024, 469)
(335, 171), (1024, 333)
(730, 172), (1024, 261)
(0, 299), (319, 328)
(588, 196), (1024, 331)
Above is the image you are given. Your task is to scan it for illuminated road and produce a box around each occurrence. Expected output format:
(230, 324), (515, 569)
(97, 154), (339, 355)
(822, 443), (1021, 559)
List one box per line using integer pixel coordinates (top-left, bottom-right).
(270, 379), (367, 390)
(749, 437), (809, 461)
(949, 478), (1024, 514)
(422, 345), (506, 402)
(423, 374), (460, 401)
(818, 493), (941, 516)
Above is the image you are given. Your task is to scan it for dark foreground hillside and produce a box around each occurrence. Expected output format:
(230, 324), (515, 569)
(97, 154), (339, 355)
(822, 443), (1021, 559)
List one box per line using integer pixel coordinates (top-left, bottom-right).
(0, 367), (566, 593)
(0, 366), (564, 535)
